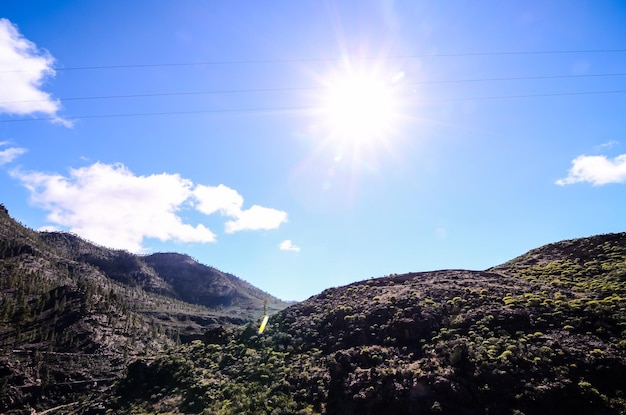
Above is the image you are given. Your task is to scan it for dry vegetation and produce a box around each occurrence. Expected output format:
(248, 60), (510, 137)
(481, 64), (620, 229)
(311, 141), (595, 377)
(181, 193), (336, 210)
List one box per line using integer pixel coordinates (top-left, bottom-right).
(2, 202), (625, 414)
(0, 205), (287, 413)
(96, 234), (626, 415)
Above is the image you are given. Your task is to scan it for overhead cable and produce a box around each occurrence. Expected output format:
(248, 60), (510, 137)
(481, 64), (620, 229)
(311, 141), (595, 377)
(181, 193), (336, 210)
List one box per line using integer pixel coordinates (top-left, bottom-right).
(2, 48), (626, 73)
(1, 72), (625, 105)
(2, 89), (625, 123)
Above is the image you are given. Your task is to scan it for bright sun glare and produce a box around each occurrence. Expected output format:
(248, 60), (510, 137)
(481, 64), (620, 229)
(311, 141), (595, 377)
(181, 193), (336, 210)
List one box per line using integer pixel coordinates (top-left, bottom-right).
(322, 69), (401, 146)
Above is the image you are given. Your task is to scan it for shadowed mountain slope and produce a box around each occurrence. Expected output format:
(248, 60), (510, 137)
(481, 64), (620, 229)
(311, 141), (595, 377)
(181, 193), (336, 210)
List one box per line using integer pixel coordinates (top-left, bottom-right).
(143, 253), (286, 314)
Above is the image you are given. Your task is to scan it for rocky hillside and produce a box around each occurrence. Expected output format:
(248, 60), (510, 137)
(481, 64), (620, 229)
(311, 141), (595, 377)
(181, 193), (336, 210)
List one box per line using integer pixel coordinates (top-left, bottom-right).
(0, 204), (289, 413)
(96, 233), (626, 415)
(143, 252), (285, 313)
(35, 231), (286, 317)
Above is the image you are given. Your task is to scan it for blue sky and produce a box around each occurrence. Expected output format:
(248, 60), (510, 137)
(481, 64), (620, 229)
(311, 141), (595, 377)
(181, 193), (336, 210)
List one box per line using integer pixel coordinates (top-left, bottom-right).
(1, 1), (625, 301)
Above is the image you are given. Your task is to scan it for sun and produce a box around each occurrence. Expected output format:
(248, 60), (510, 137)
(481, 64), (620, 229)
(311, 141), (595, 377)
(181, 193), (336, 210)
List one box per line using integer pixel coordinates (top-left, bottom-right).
(321, 68), (401, 146)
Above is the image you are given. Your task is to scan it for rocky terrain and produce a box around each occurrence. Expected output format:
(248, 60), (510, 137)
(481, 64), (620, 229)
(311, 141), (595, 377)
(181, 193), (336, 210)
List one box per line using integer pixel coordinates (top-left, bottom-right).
(2, 201), (625, 414)
(95, 233), (626, 415)
(0, 204), (289, 413)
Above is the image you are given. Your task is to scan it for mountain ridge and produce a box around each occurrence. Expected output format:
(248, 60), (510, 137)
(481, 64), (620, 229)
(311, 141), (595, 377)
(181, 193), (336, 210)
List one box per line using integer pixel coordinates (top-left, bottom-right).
(99, 231), (626, 415)
(2, 202), (625, 414)
(0, 203), (290, 412)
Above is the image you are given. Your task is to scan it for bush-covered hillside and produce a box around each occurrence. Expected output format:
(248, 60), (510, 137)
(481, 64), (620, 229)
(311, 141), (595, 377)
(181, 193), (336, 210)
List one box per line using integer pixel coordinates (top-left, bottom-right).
(95, 233), (626, 415)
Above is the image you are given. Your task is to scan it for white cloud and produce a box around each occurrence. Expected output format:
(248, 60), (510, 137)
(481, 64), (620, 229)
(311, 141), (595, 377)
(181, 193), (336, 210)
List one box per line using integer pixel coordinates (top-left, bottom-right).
(11, 162), (214, 252)
(0, 18), (67, 123)
(0, 142), (27, 165)
(556, 154), (626, 186)
(194, 184), (288, 233)
(225, 205), (288, 233)
(10, 162), (288, 251)
(279, 240), (300, 252)
(194, 184), (244, 217)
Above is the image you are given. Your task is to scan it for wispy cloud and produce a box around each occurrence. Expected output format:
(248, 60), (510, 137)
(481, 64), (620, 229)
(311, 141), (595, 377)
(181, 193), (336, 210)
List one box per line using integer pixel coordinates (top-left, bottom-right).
(434, 226), (447, 240)
(279, 240), (300, 252)
(0, 18), (68, 124)
(0, 142), (27, 165)
(11, 162), (287, 252)
(556, 154), (626, 186)
(594, 140), (619, 151)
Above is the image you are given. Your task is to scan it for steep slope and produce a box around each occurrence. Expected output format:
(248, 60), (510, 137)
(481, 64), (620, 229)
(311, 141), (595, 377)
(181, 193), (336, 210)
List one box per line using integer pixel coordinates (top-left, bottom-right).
(0, 211), (174, 412)
(144, 253), (287, 315)
(0, 204), (290, 413)
(37, 232), (287, 317)
(103, 233), (626, 415)
(39, 231), (176, 297)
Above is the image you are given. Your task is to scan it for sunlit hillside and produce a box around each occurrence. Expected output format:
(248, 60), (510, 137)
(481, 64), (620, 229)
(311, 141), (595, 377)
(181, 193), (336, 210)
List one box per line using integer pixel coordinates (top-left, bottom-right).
(90, 233), (626, 415)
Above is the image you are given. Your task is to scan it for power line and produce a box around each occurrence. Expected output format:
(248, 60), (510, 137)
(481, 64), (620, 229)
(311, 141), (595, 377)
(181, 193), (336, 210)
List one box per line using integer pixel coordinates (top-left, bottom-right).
(414, 72), (626, 85)
(2, 89), (625, 123)
(2, 72), (625, 105)
(2, 48), (626, 73)
(0, 106), (317, 123)
(0, 86), (315, 104)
